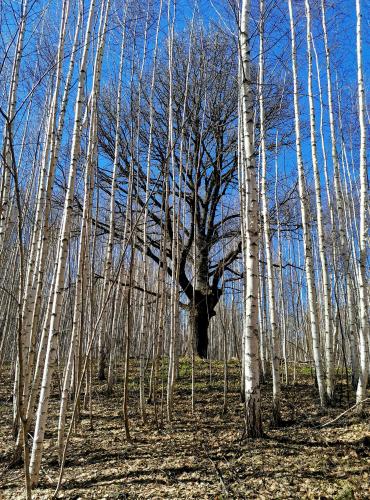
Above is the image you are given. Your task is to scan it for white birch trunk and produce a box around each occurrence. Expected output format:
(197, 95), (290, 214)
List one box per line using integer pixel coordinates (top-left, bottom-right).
(355, 0), (369, 406)
(259, 0), (281, 424)
(0, 0), (28, 250)
(22, 3), (83, 434)
(29, 0), (97, 486)
(305, 0), (334, 402)
(240, 0), (262, 437)
(288, 0), (326, 407)
(57, 0), (111, 455)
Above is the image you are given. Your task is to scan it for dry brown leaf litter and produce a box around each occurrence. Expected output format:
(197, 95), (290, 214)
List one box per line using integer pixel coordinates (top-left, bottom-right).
(0, 360), (369, 499)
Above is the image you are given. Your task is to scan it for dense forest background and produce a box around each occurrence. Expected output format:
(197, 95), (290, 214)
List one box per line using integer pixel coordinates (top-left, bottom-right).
(0, 0), (368, 497)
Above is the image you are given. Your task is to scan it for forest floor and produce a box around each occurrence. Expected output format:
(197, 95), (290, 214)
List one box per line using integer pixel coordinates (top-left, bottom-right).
(0, 359), (369, 499)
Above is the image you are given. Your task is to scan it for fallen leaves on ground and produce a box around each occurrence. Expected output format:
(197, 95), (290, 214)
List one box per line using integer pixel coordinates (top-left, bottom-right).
(0, 360), (369, 499)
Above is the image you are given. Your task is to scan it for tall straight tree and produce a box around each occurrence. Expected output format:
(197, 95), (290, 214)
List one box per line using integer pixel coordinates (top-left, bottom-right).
(239, 0), (263, 438)
(287, 0), (326, 407)
(355, 0), (368, 407)
(259, 0), (281, 425)
(0, 0), (28, 251)
(29, 0), (98, 486)
(20, 2), (83, 437)
(305, 0), (334, 403)
(57, 0), (112, 458)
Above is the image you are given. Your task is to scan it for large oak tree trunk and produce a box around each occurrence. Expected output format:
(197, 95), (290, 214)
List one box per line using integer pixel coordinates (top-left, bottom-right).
(190, 290), (219, 359)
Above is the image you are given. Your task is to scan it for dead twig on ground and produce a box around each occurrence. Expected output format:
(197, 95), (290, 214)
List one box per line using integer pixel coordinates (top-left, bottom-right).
(319, 398), (370, 428)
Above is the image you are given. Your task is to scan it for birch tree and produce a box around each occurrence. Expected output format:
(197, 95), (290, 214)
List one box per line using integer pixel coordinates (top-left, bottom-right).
(305, 0), (334, 403)
(57, 0), (112, 456)
(355, 0), (368, 407)
(259, 0), (281, 425)
(288, 0), (326, 407)
(30, 0), (98, 485)
(0, 0), (28, 251)
(240, 0), (263, 437)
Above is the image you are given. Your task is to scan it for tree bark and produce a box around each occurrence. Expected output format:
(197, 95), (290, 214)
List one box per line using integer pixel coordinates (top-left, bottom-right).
(288, 0), (326, 407)
(240, 0), (263, 438)
(190, 291), (216, 359)
(355, 0), (369, 408)
(191, 292), (217, 359)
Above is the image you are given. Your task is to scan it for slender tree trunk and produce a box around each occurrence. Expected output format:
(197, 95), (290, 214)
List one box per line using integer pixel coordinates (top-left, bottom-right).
(29, 0), (97, 486)
(355, 0), (369, 407)
(305, 0), (334, 403)
(54, 0), (99, 461)
(288, 0), (326, 407)
(240, 0), (263, 438)
(259, 0), (281, 425)
(0, 0), (28, 251)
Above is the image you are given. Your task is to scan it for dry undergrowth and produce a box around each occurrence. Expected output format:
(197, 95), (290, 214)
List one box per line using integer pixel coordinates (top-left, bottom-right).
(0, 360), (369, 499)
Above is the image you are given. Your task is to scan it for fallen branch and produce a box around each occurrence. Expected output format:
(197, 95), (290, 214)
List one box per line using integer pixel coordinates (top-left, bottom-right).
(202, 442), (230, 498)
(320, 398), (370, 428)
